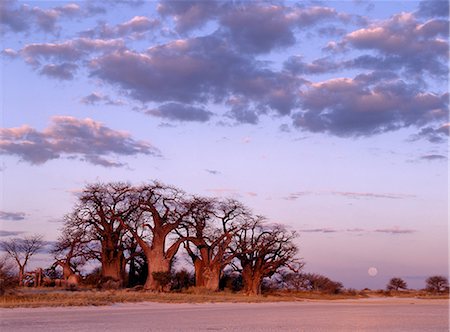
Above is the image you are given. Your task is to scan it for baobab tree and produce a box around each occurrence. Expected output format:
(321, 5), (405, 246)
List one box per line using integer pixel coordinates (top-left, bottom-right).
(64, 182), (139, 285)
(182, 197), (249, 291)
(0, 234), (44, 286)
(232, 219), (300, 295)
(51, 224), (94, 286)
(117, 182), (191, 290)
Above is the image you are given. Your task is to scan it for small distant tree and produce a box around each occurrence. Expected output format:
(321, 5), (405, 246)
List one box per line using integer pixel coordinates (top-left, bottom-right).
(0, 235), (44, 286)
(293, 273), (343, 294)
(386, 277), (407, 291)
(425, 276), (449, 293)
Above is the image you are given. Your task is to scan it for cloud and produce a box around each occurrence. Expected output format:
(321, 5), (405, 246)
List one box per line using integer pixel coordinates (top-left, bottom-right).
(157, 2), (343, 54)
(413, 123), (449, 143)
(0, 0), (30, 32)
(89, 35), (302, 117)
(0, 230), (25, 237)
(205, 169), (220, 175)
(0, 116), (158, 167)
(80, 92), (125, 106)
(80, 16), (159, 39)
(341, 12), (449, 77)
(374, 227), (416, 234)
(220, 3), (342, 54)
(219, 3), (297, 54)
(20, 38), (125, 66)
(301, 228), (338, 233)
(285, 190), (415, 200)
(283, 192), (312, 200)
(329, 191), (415, 200)
(284, 55), (342, 75)
(225, 97), (260, 124)
(4, 1), (447, 141)
(301, 227), (416, 235)
(293, 76), (448, 136)
(0, 211), (26, 221)
(416, 0), (449, 18)
(420, 154), (447, 161)
(39, 63), (78, 80)
(0, 1), (82, 34)
(157, 0), (220, 32)
(206, 188), (239, 196)
(146, 103), (213, 122)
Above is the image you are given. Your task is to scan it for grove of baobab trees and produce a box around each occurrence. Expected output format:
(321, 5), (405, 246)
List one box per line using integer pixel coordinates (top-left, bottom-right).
(54, 181), (300, 294)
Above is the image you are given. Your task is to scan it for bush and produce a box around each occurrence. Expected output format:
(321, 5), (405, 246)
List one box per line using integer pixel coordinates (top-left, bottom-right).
(220, 271), (243, 292)
(171, 269), (194, 291)
(83, 268), (103, 287)
(152, 271), (172, 291)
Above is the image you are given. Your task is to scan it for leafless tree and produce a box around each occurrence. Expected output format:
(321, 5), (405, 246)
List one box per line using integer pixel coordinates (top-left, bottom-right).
(64, 182), (140, 285)
(182, 197), (248, 291)
(232, 218), (300, 295)
(0, 235), (44, 286)
(51, 222), (93, 280)
(117, 182), (191, 290)
(0, 255), (17, 294)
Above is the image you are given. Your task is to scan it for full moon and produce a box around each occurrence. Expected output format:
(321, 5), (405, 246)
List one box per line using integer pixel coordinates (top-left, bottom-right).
(368, 267), (378, 277)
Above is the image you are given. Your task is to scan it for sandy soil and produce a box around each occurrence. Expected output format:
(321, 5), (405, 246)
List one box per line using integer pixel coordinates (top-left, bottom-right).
(1, 297), (448, 331)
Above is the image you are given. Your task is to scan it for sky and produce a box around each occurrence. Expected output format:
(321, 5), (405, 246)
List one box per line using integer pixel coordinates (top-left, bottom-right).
(0, 0), (448, 290)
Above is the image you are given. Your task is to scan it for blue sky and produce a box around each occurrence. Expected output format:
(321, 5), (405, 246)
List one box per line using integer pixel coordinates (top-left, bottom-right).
(1, 0), (448, 289)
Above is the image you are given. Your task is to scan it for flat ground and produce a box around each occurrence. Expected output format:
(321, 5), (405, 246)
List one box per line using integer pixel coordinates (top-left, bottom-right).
(1, 298), (448, 331)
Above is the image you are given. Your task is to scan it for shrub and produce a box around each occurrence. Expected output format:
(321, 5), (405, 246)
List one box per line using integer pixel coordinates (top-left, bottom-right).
(171, 269), (194, 291)
(152, 271), (172, 291)
(220, 271), (243, 292)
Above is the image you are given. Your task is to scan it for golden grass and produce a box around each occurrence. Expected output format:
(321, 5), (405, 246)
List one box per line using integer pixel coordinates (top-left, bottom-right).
(0, 288), (357, 308)
(0, 288), (447, 308)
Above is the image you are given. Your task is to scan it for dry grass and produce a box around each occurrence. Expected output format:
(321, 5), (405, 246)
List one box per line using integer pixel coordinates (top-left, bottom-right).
(0, 288), (358, 308)
(0, 288), (447, 308)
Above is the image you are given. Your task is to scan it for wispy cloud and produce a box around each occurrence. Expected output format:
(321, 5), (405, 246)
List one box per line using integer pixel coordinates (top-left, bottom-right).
(284, 190), (415, 201)
(301, 227), (416, 235)
(205, 169), (221, 175)
(206, 188), (238, 196)
(0, 230), (25, 237)
(0, 211), (26, 221)
(374, 227), (416, 234)
(80, 92), (125, 106)
(420, 154), (447, 161)
(301, 228), (338, 233)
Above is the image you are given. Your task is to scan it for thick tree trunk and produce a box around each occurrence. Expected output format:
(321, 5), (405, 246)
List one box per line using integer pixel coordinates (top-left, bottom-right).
(101, 247), (125, 285)
(144, 255), (171, 290)
(143, 235), (172, 291)
(18, 266), (24, 287)
(242, 265), (262, 295)
(194, 261), (221, 291)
